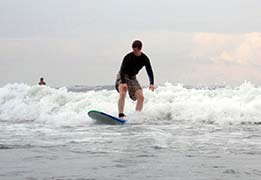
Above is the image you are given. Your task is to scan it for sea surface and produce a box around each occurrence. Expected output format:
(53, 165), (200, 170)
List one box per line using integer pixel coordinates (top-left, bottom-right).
(0, 83), (261, 180)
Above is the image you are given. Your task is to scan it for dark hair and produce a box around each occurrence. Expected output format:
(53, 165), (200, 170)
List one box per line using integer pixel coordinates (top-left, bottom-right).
(132, 40), (142, 50)
(40, 77), (44, 81)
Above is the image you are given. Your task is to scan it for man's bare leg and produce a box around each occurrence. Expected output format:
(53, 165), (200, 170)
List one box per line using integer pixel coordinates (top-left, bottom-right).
(135, 89), (144, 111)
(118, 84), (128, 114)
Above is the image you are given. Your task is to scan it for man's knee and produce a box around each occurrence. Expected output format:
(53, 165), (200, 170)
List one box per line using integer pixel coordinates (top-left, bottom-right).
(138, 95), (144, 102)
(120, 91), (127, 97)
(119, 87), (127, 98)
(136, 91), (144, 102)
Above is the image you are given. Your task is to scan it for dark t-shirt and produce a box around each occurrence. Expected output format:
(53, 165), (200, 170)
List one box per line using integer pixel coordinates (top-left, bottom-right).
(119, 52), (154, 85)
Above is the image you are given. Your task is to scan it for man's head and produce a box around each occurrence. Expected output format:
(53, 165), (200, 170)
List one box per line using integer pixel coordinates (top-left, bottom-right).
(132, 40), (142, 56)
(40, 77), (44, 81)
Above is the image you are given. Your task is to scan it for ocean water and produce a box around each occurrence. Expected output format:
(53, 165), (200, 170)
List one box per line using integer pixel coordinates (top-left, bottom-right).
(0, 83), (261, 180)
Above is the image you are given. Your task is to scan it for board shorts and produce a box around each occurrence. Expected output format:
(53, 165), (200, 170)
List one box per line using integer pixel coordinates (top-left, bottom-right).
(115, 73), (142, 101)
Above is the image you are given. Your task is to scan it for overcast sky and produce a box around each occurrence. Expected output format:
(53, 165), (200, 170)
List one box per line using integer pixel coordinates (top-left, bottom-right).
(0, 0), (261, 86)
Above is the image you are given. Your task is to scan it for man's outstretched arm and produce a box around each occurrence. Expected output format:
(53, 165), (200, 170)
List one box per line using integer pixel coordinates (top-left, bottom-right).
(145, 59), (154, 85)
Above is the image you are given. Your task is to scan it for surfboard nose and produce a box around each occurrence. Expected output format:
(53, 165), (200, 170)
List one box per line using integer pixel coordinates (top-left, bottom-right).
(88, 110), (127, 125)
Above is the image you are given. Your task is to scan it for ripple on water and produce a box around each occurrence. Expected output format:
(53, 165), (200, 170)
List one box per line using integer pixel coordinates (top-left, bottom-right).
(0, 144), (33, 150)
(223, 169), (239, 174)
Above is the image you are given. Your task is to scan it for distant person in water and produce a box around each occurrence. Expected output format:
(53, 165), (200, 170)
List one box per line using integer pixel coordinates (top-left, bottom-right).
(38, 77), (46, 86)
(115, 40), (155, 118)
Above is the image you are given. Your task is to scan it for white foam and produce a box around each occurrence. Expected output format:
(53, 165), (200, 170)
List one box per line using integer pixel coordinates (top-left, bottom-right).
(0, 82), (261, 126)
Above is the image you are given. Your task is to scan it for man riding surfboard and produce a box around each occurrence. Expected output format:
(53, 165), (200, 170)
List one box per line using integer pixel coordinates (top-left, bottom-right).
(115, 40), (155, 118)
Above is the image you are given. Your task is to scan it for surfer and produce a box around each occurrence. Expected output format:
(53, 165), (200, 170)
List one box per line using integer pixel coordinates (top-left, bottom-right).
(115, 40), (155, 118)
(38, 77), (46, 86)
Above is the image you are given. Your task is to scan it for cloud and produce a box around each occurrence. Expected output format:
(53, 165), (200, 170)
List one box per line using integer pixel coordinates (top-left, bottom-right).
(135, 31), (261, 84)
(1, 31), (261, 86)
(191, 32), (261, 66)
(218, 32), (261, 66)
(135, 31), (261, 67)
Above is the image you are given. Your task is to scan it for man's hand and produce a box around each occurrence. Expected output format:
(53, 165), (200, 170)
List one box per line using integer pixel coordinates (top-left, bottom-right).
(149, 84), (155, 92)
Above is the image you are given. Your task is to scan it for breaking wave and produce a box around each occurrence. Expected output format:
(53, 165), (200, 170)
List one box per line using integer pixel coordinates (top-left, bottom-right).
(0, 82), (261, 126)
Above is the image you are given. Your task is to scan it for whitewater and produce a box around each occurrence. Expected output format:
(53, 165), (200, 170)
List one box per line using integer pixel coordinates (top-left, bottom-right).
(0, 83), (261, 180)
